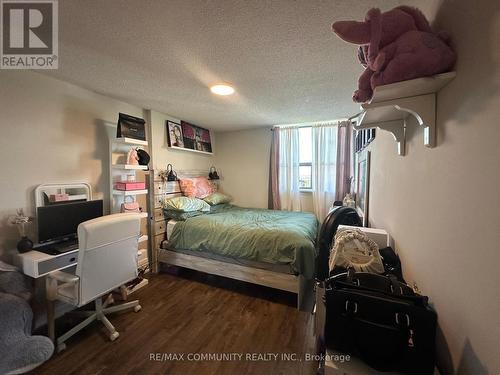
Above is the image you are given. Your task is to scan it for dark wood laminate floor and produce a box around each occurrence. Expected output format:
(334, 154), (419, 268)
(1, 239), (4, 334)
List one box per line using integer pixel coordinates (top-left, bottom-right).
(34, 270), (318, 375)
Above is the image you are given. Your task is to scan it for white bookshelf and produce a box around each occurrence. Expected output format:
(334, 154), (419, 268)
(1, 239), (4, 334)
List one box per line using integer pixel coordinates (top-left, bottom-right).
(112, 189), (149, 196)
(109, 130), (152, 295)
(112, 164), (148, 170)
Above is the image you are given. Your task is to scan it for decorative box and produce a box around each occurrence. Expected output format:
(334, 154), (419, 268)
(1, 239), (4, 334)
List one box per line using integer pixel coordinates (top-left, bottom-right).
(49, 194), (69, 202)
(114, 182), (146, 191)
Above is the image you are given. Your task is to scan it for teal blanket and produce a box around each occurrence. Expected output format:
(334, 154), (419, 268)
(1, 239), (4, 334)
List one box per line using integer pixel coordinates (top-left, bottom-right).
(168, 206), (318, 279)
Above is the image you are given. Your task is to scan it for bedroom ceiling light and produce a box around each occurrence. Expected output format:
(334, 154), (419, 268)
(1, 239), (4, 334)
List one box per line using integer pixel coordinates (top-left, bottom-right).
(210, 84), (235, 96)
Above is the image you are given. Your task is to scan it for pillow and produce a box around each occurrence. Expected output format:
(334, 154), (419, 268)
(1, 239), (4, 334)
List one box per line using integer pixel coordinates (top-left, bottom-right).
(204, 192), (232, 206)
(163, 196), (210, 212)
(178, 177), (215, 199)
(209, 203), (233, 213)
(163, 210), (204, 221)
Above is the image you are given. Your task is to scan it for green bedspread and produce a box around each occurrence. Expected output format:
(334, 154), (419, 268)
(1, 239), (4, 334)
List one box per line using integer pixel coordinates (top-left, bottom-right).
(168, 206), (318, 279)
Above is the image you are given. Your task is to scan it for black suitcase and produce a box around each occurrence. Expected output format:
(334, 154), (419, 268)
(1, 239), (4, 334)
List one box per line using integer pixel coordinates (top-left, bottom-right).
(324, 270), (437, 374)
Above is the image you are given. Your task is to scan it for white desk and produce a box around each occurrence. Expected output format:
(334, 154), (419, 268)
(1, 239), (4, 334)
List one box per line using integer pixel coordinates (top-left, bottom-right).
(14, 249), (79, 278)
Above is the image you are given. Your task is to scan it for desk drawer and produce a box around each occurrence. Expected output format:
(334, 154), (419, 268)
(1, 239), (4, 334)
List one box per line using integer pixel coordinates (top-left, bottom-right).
(38, 252), (78, 276)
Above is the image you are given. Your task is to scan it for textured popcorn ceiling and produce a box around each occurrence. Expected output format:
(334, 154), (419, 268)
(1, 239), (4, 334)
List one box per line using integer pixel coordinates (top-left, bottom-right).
(44, 0), (399, 130)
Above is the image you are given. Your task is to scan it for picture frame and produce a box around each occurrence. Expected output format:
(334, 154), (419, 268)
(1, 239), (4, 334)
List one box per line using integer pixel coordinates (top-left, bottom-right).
(166, 120), (213, 154)
(167, 121), (185, 148)
(354, 128), (376, 153)
(355, 150), (371, 227)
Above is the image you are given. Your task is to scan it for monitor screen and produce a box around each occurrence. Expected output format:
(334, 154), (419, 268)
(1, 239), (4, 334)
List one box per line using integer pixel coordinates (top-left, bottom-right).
(37, 200), (103, 243)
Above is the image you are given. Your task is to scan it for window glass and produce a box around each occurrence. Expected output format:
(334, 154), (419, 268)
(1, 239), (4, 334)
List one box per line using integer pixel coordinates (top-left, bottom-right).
(299, 127), (312, 189)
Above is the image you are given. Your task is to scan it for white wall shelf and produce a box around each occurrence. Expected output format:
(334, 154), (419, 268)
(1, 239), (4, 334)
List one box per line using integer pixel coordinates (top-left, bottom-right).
(113, 137), (148, 146)
(112, 189), (148, 196)
(168, 145), (213, 155)
(353, 72), (456, 156)
(112, 164), (148, 170)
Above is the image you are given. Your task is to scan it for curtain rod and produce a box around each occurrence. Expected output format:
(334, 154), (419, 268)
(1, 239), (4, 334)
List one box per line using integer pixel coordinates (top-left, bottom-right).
(271, 118), (350, 130)
(269, 121), (359, 131)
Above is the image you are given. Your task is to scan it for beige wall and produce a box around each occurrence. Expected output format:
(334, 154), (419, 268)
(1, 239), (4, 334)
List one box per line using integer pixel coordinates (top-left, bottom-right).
(215, 127), (315, 211)
(0, 71), (144, 260)
(367, 1), (500, 373)
(214, 128), (271, 208)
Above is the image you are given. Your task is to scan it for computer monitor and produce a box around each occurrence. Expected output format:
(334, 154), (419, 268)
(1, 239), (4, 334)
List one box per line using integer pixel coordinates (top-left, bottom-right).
(37, 200), (104, 243)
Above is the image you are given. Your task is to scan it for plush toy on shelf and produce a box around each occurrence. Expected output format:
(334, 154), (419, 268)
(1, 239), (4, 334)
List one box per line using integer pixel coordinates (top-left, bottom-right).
(332, 6), (456, 103)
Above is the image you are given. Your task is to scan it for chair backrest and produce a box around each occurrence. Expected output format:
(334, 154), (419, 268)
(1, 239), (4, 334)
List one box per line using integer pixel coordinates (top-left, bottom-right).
(76, 213), (141, 306)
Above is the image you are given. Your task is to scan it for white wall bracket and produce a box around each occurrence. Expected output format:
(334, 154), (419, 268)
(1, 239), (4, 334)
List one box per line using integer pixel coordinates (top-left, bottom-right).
(352, 72), (456, 156)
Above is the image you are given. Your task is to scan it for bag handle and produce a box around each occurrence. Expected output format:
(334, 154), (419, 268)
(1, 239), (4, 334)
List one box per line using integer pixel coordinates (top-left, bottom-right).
(124, 195), (135, 203)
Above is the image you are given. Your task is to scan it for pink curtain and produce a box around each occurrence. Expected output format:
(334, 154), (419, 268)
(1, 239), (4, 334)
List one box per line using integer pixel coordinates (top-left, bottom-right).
(268, 128), (281, 209)
(335, 120), (353, 202)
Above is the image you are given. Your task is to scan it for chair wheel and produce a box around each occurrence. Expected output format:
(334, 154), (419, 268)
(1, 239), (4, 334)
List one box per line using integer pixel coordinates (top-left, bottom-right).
(110, 331), (119, 341)
(134, 305), (142, 312)
(57, 343), (66, 353)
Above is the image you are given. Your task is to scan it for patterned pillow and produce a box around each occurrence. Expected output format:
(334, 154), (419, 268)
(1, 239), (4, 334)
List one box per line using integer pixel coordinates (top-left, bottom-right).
(178, 177), (215, 199)
(163, 196), (211, 212)
(203, 192), (232, 206)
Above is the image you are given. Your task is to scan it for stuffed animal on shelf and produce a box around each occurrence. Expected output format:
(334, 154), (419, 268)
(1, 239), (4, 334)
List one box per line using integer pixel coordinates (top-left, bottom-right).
(332, 6), (456, 103)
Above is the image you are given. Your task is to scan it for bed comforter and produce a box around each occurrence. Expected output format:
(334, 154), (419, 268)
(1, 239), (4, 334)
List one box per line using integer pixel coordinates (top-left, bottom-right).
(167, 205), (318, 279)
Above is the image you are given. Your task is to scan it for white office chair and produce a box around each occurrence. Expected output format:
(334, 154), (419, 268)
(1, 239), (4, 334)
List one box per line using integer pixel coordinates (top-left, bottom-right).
(46, 213), (143, 352)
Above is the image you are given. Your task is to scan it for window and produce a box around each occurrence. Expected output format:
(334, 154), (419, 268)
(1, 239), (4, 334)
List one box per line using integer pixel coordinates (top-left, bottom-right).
(299, 127), (312, 189)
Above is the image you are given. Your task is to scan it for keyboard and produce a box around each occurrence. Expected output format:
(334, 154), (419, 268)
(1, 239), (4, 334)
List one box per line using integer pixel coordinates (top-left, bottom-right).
(35, 239), (78, 255)
(53, 241), (78, 253)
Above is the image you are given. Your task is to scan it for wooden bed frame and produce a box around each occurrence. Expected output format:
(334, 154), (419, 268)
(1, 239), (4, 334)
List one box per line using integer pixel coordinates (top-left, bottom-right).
(147, 169), (301, 300)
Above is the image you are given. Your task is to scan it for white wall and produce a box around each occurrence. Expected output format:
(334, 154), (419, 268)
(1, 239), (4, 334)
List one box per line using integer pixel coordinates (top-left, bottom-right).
(367, 1), (500, 373)
(0, 71), (144, 260)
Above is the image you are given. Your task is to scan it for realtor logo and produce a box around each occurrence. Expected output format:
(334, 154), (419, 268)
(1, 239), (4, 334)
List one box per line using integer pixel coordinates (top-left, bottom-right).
(1, 0), (58, 69)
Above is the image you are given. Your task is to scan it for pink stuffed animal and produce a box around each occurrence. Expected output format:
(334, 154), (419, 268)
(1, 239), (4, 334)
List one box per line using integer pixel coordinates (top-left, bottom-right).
(332, 6), (456, 103)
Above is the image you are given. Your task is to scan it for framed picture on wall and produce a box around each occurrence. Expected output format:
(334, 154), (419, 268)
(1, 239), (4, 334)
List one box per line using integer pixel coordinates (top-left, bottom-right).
(354, 128), (376, 153)
(355, 150), (371, 227)
(166, 120), (213, 154)
(166, 121), (185, 148)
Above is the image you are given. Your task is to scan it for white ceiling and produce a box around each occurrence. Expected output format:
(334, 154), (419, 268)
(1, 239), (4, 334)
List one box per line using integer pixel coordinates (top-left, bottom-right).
(45, 0), (400, 131)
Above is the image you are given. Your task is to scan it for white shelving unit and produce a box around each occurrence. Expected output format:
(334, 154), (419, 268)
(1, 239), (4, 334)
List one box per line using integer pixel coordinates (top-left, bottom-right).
(112, 189), (149, 196)
(109, 135), (151, 295)
(352, 72), (456, 156)
(112, 164), (148, 170)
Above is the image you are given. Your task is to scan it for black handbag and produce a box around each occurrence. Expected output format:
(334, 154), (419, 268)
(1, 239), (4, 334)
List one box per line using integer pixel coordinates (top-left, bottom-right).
(117, 113), (146, 141)
(165, 164), (177, 181)
(136, 148), (150, 167)
(324, 269), (437, 374)
(208, 166), (219, 180)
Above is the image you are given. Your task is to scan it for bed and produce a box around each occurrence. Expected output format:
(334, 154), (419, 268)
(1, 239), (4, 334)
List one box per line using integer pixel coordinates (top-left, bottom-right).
(147, 170), (318, 310)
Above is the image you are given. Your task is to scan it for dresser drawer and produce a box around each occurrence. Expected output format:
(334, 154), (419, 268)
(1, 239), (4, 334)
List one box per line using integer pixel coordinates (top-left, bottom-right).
(154, 220), (166, 235)
(38, 251), (78, 276)
(154, 208), (164, 222)
(154, 194), (163, 209)
(154, 234), (165, 250)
